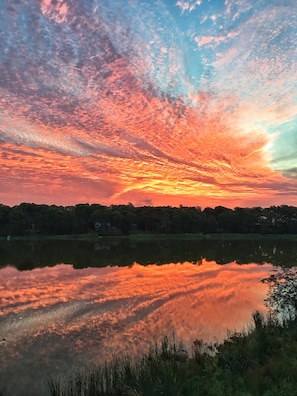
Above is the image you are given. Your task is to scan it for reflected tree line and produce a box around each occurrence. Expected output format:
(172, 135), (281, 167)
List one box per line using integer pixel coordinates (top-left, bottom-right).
(0, 203), (297, 236)
(1, 238), (297, 271)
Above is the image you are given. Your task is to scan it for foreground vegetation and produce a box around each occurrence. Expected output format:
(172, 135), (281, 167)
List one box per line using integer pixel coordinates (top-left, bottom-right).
(46, 313), (297, 396)
(45, 267), (297, 396)
(1, 202), (297, 237)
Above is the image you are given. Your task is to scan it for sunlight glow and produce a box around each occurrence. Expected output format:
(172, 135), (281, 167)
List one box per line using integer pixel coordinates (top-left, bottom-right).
(0, 0), (296, 207)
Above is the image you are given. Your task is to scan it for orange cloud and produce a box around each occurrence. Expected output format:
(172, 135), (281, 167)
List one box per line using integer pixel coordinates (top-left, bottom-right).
(1, 19), (296, 208)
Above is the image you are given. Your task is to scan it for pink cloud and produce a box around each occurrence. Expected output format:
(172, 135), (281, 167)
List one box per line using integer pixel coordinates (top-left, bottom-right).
(40, 0), (68, 24)
(195, 31), (237, 47)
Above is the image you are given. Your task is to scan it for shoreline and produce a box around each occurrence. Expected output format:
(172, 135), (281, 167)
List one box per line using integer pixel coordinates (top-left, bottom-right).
(1, 232), (297, 242)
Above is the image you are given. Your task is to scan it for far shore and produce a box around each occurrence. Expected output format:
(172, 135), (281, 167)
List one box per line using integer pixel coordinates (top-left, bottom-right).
(1, 232), (297, 242)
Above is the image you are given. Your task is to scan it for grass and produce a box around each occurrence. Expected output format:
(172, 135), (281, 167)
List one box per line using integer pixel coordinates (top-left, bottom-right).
(46, 313), (297, 396)
(0, 387), (7, 396)
(47, 336), (189, 396)
(2, 312), (297, 395)
(1, 233), (101, 241)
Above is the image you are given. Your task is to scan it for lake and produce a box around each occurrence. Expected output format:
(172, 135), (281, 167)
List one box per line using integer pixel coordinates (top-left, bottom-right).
(0, 236), (296, 396)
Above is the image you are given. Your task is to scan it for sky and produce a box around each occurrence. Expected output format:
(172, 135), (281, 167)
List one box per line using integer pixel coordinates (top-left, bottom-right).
(0, 0), (296, 208)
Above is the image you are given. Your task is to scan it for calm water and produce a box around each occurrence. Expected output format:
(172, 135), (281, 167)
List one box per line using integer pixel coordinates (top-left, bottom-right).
(0, 237), (296, 396)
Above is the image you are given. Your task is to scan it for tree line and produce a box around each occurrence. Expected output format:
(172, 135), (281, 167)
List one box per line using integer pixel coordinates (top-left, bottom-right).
(0, 202), (297, 236)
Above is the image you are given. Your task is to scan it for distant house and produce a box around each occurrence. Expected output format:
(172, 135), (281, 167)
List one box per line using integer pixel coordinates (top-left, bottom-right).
(94, 222), (101, 231)
(94, 221), (112, 232)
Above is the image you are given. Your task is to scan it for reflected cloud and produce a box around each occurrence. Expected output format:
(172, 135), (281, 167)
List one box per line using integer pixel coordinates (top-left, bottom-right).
(0, 259), (275, 395)
(1, 261), (272, 346)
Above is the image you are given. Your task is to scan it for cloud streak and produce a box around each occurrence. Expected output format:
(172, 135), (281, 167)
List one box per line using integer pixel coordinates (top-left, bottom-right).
(0, 0), (296, 207)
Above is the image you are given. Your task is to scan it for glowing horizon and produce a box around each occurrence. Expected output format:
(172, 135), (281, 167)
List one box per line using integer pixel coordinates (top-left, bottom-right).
(0, 0), (296, 208)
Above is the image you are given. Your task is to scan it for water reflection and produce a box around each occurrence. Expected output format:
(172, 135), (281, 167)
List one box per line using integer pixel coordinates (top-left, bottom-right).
(0, 237), (296, 270)
(0, 259), (272, 396)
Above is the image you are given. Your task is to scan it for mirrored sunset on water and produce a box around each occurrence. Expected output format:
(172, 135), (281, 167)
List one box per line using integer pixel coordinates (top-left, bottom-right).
(0, 259), (272, 395)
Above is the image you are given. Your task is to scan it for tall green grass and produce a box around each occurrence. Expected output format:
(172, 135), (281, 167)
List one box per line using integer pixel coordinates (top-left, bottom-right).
(47, 313), (297, 396)
(0, 387), (7, 396)
(47, 335), (191, 396)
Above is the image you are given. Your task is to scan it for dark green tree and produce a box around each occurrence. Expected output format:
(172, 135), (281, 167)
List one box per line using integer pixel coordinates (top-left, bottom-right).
(0, 204), (11, 236)
(262, 267), (297, 321)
